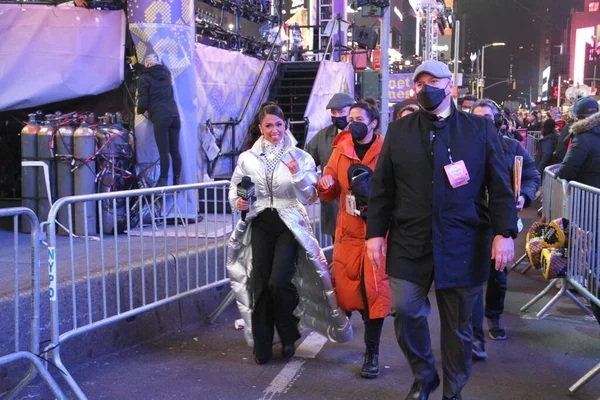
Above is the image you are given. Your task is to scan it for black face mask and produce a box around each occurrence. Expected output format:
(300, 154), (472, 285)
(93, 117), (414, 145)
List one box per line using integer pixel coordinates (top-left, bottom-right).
(417, 83), (449, 112)
(350, 121), (369, 141)
(331, 116), (348, 130)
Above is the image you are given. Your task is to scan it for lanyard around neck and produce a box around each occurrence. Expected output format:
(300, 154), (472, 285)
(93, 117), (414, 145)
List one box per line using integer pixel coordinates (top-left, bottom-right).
(430, 130), (454, 164)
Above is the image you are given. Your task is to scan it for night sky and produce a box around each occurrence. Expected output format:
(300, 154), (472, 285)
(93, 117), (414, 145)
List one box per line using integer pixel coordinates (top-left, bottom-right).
(457, 0), (582, 104)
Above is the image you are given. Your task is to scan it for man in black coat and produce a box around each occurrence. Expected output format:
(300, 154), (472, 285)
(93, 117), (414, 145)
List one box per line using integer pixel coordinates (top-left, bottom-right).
(137, 54), (182, 187)
(471, 99), (540, 358)
(557, 97), (600, 189)
(366, 61), (518, 400)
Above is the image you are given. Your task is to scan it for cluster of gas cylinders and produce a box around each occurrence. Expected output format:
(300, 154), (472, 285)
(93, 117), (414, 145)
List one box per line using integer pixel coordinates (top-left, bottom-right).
(20, 111), (134, 235)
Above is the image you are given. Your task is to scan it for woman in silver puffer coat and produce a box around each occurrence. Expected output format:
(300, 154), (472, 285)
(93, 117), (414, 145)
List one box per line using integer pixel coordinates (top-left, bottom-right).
(227, 103), (352, 365)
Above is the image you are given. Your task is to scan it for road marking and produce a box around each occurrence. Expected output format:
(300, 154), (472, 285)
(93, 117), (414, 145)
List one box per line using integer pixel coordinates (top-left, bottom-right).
(259, 332), (328, 399)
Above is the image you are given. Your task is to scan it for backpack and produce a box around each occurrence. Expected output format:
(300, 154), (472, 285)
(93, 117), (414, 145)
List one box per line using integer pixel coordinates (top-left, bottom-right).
(347, 163), (373, 222)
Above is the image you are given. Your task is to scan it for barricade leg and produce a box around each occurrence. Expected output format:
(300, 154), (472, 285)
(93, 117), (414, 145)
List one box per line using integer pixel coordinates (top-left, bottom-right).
(569, 362), (600, 393)
(48, 347), (88, 400)
(508, 253), (529, 273)
(521, 278), (560, 313)
(206, 290), (236, 324)
(3, 354), (68, 400)
(521, 277), (594, 318)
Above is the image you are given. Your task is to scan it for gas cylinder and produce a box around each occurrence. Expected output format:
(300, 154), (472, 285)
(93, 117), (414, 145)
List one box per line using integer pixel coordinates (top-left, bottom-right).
(73, 121), (97, 235)
(56, 122), (74, 234)
(37, 116), (57, 222)
(20, 113), (40, 232)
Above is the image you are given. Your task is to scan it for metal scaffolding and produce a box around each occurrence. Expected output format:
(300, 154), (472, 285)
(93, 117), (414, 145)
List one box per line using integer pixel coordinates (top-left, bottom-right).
(412, 0), (445, 61)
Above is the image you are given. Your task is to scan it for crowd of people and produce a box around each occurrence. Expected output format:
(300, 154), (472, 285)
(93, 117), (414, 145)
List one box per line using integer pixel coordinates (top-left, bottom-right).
(225, 59), (599, 400)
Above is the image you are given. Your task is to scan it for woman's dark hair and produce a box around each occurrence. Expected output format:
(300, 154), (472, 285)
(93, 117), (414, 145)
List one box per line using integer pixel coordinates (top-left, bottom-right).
(396, 104), (419, 120)
(350, 97), (380, 130)
(542, 119), (556, 136)
(243, 102), (286, 149)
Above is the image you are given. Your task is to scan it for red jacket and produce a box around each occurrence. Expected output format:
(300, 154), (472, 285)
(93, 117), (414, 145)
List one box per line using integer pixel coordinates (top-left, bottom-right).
(318, 131), (391, 319)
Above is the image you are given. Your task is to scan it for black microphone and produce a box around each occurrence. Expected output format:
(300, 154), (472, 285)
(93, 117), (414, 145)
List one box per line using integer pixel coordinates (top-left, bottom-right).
(236, 176), (255, 221)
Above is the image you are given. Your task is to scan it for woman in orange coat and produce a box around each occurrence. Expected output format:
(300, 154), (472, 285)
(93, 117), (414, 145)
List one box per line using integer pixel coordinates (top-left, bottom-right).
(317, 98), (391, 379)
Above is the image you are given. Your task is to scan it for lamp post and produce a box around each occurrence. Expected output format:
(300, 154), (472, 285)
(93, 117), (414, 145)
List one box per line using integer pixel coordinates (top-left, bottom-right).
(470, 52), (477, 95)
(481, 42), (505, 98)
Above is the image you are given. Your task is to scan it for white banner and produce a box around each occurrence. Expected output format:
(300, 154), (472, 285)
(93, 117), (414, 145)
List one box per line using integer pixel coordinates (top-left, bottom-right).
(0, 4), (125, 111)
(195, 43), (275, 179)
(303, 61), (354, 145)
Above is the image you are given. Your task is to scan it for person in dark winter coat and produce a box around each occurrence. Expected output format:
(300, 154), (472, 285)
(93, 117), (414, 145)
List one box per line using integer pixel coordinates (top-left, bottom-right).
(535, 119), (558, 176)
(554, 120), (574, 163)
(557, 108), (600, 189)
(305, 93), (353, 239)
(137, 54), (182, 187)
(470, 100), (541, 360)
(527, 111), (541, 132)
(366, 61), (518, 400)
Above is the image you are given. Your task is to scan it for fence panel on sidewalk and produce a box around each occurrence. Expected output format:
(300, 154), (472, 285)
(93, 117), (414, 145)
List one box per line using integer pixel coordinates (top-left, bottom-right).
(0, 207), (65, 400)
(520, 166), (579, 318)
(45, 181), (234, 399)
(306, 200), (333, 249)
(542, 164), (569, 222)
(566, 181), (600, 308)
(526, 131), (541, 159)
(566, 181), (600, 393)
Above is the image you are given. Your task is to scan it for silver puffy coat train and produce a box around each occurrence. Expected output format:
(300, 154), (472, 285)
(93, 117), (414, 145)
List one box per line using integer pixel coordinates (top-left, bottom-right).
(227, 131), (353, 346)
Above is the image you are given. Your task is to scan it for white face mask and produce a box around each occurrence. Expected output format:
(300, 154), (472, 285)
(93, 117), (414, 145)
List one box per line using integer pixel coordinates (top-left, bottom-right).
(462, 108), (471, 113)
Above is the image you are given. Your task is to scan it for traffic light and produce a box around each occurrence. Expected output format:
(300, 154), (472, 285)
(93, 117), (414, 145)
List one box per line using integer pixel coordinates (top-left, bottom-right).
(512, 80), (516, 90)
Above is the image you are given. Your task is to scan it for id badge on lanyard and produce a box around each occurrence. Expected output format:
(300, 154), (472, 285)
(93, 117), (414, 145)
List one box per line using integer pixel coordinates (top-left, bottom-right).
(437, 131), (470, 188)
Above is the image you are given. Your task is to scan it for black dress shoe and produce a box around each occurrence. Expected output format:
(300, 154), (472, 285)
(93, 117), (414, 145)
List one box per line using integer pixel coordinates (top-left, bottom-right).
(156, 177), (168, 187)
(405, 374), (440, 400)
(254, 356), (269, 365)
(442, 395), (462, 400)
(360, 352), (379, 379)
(282, 344), (295, 361)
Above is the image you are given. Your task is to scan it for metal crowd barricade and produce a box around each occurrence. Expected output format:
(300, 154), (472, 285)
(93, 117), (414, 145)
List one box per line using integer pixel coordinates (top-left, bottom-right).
(525, 131), (541, 159)
(510, 165), (567, 275)
(518, 166), (590, 319)
(0, 207), (66, 400)
(565, 181), (600, 393)
(44, 181), (233, 399)
(520, 175), (596, 319)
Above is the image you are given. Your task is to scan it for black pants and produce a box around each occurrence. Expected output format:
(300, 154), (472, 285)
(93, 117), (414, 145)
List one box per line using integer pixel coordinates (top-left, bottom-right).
(389, 276), (481, 398)
(153, 116), (182, 181)
(359, 265), (384, 353)
(251, 209), (300, 359)
(472, 260), (508, 342)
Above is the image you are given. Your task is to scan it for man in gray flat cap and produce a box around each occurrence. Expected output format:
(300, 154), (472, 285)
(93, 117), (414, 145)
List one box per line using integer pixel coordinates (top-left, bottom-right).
(366, 60), (517, 400)
(305, 93), (354, 240)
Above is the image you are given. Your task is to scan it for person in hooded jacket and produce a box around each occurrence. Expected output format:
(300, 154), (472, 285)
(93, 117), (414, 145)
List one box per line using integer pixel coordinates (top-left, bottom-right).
(470, 99), (540, 359)
(317, 98), (392, 380)
(557, 97), (600, 188)
(136, 54), (182, 187)
(535, 119), (558, 176)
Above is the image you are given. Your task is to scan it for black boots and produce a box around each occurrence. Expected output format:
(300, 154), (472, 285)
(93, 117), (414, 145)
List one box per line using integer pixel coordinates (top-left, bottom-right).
(282, 343), (295, 361)
(156, 177), (168, 187)
(156, 175), (179, 187)
(360, 347), (379, 379)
